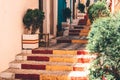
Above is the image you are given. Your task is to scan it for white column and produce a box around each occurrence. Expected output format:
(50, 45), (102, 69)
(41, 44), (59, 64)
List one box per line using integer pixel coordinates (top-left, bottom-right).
(53, 0), (58, 36)
(43, 0), (50, 34)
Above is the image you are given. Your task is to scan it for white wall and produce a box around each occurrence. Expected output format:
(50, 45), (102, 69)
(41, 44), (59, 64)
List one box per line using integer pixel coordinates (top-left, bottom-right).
(0, 0), (38, 72)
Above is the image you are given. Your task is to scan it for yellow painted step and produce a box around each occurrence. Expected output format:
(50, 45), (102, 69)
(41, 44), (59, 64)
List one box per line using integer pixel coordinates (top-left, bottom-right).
(81, 29), (90, 33)
(53, 50), (77, 55)
(46, 65), (73, 71)
(50, 57), (76, 63)
(79, 33), (89, 36)
(72, 40), (88, 44)
(40, 74), (68, 80)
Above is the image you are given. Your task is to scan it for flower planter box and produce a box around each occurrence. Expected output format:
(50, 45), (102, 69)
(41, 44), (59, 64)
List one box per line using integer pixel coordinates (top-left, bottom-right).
(22, 34), (39, 49)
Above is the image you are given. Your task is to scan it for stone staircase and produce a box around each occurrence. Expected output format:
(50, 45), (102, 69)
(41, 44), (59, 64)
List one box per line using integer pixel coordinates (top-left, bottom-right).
(69, 26), (90, 36)
(0, 39), (94, 80)
(57, 25), (90, 44)
(0, 48), (95, 80)
(57, 13), (90, 44)
(0, 14), (93, 80)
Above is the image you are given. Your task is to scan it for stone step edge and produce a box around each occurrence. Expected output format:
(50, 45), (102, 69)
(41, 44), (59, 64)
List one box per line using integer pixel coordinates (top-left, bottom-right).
(16, 53), (95, 60)
(10, 60), (90, 66)
(9, 61), (90, 71)
(0, 69), (89, 79)
(22, 49), (89, 54)
(57, 39), (88, 44)
(32, 49), (89, 55)
(16, 55), (94, 63)
(15, 54), (94, 64)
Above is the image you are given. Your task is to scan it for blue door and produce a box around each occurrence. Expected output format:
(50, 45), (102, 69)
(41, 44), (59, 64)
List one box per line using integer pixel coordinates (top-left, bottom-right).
(57, 0), (66, 32)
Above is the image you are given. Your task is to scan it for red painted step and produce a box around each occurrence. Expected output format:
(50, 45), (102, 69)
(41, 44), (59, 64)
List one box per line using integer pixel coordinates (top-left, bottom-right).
(69, 32), (80, 36)
(26, 56), (91, 63)
(32, 50), (53, 54)
(71, 77), (88, 80)
(15, 74), (39, 80)
(77, 50), (89, 55)
(57, 40), (72, 43)
(22, 64), (46, 70)
(69, 29), (81, 32)
(27, 56), (49, 61)
(32, 49), (89, 55)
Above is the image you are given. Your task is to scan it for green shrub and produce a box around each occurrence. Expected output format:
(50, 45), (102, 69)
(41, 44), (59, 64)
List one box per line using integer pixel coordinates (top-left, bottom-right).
(87, 1), (110, 23)
(87, 12), (120, 80)
(23, 9), (45, 34)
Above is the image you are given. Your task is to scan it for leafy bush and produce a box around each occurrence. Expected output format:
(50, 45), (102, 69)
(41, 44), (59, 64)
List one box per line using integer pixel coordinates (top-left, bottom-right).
(86, 0), (90, 7)
(87, 1), (110, 23)
(23, 9), (45, 34)
(87, 12), (120, 80)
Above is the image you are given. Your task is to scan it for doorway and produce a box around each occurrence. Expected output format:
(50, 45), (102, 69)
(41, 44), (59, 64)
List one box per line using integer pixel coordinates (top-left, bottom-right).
(50, 0), (54, 35)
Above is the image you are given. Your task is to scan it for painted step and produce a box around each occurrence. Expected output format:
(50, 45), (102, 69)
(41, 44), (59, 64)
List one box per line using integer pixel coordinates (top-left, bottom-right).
(9, 61), (90, 71)
(72, 40), (88, 44)
(32, 49), (89, 55)
(57, 39), (72, 43)
(69, 29), (89, 33)
(0, 69), (89, 80)
(16, 53), (93, 63)
(69, 29), (90, 36)
(74, 26), (84, 29)
(57, 39), (88, 44)
(69, 29), (80, 35)
(69, 32), (80, 36)
(78, 19), (87, 25)
(69, 29), (81, 33)
(81, 29), (90, 33)
(79, 33), (89, 36)
(73, 25), (84, 29)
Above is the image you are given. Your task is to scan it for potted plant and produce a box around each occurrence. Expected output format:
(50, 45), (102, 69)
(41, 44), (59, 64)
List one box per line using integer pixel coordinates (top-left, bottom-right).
(22, 8), (45, 49)
(77, 1), (87, 25)
(62, 7), (71, 36)
(63, 7), (71, 22)
(77, 2), (85, 13)
(87, 1), (110, 23)
(86, 0), (90, 10)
